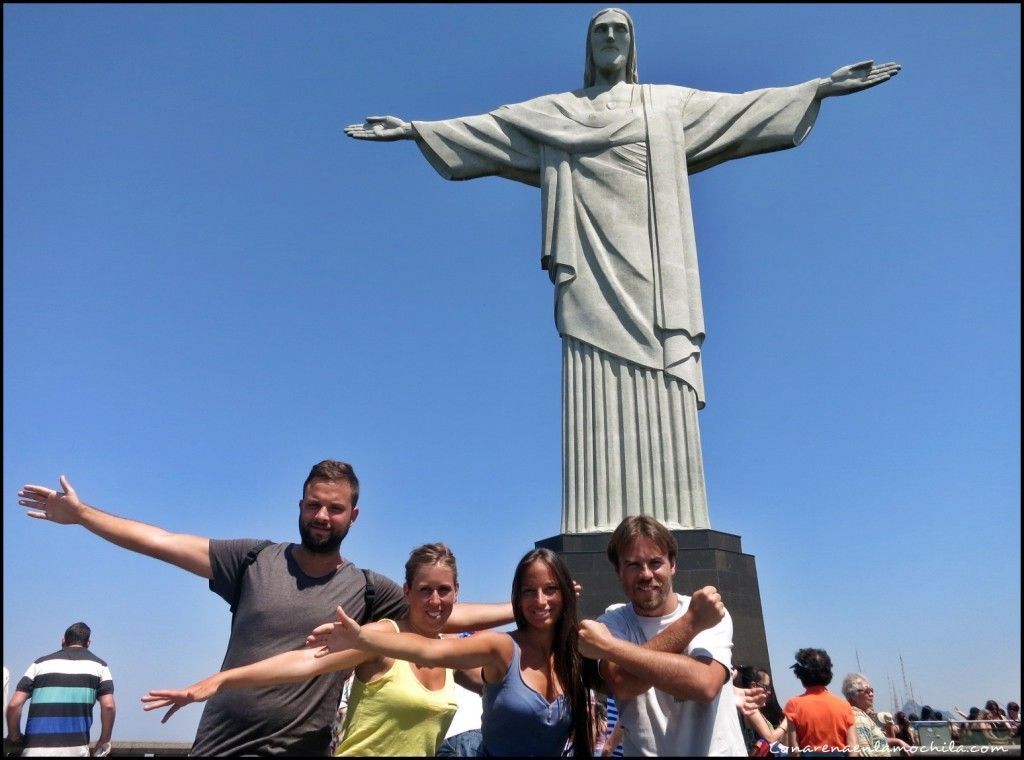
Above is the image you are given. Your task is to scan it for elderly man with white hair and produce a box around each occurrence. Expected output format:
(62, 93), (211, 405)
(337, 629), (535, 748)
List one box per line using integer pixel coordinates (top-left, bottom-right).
(842, 673), (912, 756)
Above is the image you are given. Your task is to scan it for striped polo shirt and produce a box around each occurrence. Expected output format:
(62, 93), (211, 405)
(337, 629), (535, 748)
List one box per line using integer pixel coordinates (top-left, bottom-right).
(16, 646), (114, 755)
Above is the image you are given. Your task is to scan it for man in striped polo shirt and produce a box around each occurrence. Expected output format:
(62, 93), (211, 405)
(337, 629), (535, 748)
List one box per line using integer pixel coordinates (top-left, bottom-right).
(5, 622), (115, 757)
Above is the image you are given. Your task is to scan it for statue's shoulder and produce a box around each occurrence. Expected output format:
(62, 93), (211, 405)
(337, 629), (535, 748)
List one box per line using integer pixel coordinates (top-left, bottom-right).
(648, 83), (692, 92)
(493, 85), (697, 116)
(648, 83), (698, 100)
(583, 83), (695, 102)
(495, 89), (580, 113)
(646, 84), (711, 114)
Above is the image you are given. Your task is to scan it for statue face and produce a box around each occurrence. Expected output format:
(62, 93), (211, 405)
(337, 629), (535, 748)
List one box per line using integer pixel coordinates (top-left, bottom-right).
(589, 10), (631, 78)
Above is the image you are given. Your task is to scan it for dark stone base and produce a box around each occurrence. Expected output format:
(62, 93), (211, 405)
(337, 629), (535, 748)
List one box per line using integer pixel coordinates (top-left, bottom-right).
(535, 529), (770, 672)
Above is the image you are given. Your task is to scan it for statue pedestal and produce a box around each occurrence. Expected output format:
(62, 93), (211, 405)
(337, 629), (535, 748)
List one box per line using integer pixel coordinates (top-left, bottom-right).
(535, 529), (770, 671)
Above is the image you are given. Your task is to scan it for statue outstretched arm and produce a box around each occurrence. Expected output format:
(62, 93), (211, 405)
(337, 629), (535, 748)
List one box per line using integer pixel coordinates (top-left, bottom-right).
(816, 60), (901, 99)
(344, 115), (416, 141)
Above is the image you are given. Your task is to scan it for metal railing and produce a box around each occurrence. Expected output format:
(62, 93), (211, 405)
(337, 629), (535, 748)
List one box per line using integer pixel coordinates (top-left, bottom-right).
(106, 741), (192, 757)
(909, 720), (1021, 755)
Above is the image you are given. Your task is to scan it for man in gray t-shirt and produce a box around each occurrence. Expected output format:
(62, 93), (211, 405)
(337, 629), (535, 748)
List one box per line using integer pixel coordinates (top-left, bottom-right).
(191, 541), (406, 755)
(19, 460), (512, 755)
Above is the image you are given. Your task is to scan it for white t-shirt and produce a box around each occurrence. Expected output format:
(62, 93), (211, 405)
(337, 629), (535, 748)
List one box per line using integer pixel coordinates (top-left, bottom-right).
(445, 683), (483, 738)
(599, 594), (746, 757)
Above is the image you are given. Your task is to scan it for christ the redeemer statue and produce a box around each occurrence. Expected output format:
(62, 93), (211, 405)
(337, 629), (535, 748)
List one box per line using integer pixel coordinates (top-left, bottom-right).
(346, 8), (899, 533)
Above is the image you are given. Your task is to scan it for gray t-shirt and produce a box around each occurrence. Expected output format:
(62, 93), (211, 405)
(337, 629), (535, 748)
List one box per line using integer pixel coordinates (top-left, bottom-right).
(190, 539), (406, 756)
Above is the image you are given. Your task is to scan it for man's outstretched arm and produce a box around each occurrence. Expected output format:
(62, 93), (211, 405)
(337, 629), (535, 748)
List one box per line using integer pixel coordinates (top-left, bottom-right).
(18, 475), (212, 578)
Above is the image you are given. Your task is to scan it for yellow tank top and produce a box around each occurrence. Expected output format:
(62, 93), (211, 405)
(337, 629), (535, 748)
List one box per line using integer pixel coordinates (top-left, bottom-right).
(335, 620), (458, 756)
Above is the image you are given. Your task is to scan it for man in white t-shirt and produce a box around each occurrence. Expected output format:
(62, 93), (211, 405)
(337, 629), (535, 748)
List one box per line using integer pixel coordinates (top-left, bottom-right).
(578, 516), (747, 756)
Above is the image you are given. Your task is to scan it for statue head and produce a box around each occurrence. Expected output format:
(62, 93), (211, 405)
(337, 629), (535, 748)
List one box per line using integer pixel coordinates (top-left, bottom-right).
(584, 8), (639, 87)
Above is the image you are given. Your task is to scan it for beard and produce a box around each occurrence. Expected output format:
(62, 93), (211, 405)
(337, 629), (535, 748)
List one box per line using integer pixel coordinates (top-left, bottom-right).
(631, 583), (670, 612)
(298, 519), (349, 554)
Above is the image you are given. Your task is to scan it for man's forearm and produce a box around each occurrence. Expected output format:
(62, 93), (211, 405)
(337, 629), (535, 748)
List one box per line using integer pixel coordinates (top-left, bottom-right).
(600, 639), (722, 702)
(601, 612), (701, 698)
(97, 704), (115, 744)
(445, 602), (514, 631)
(645, 613), (698, 654)
(76, 504), (212, 578)
(20, 480), (212, 578)
(6, 699), (25, 741)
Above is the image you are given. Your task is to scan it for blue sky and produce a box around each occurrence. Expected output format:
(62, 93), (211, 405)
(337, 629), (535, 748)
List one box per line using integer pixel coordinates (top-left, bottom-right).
(4, 3), (1019, 742)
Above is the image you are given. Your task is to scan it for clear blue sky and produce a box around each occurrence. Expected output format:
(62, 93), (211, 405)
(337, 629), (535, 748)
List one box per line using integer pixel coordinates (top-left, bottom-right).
(4, 3), (1019, 742)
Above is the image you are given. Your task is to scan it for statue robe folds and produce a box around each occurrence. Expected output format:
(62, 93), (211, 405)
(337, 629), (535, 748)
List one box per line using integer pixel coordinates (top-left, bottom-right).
(412, 81), (820, 532)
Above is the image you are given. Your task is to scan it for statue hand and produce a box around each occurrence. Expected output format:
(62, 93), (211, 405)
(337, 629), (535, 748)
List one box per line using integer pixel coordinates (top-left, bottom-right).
(818, 60), (901, 98)
(344, 115), (412, 141)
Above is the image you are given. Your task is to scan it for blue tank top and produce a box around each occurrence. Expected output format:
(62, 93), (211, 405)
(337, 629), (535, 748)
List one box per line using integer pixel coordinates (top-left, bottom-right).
(480, 636), (572, 756)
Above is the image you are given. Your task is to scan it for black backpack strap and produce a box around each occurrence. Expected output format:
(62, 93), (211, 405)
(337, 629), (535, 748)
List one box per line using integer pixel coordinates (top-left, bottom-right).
(359, 569), (376, 625)
(229, 540), (274, 616)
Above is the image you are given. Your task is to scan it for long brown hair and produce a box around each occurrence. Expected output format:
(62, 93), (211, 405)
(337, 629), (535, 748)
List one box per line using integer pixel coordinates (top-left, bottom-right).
(511, 548), (595, 757)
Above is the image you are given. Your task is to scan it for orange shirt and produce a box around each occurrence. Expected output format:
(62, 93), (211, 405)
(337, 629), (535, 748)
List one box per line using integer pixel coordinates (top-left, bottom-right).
(784, 686), (855, 752)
